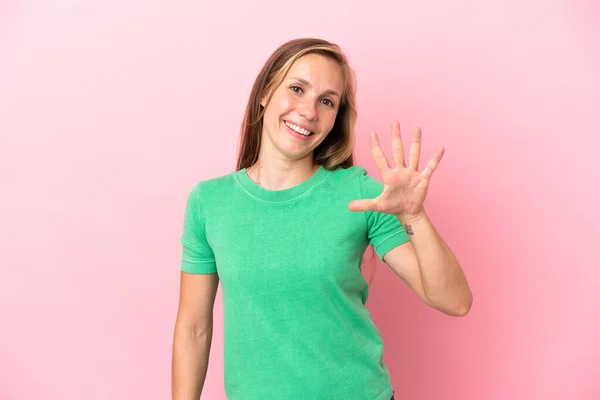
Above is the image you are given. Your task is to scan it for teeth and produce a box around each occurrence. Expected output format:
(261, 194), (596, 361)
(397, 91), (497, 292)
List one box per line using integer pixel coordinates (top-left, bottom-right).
(285, 121), (312, 136)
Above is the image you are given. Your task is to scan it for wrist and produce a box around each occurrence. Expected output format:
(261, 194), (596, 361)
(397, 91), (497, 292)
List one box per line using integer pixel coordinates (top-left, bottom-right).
(396, 209), (426, 223)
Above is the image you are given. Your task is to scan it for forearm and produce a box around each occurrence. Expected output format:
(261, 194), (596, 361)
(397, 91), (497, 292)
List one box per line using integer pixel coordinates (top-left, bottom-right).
(396, 209), (472, 315)
(172, 321), (213, 400)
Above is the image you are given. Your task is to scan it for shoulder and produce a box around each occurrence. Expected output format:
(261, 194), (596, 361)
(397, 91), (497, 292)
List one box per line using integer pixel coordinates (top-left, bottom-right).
(326, 165), (368, 182)
(187, 170), (238, 203)
(326, 165), (382, 198)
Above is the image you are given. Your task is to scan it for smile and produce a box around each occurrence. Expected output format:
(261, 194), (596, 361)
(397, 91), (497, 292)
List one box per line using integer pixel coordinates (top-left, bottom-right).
(284, 121), (313, 136)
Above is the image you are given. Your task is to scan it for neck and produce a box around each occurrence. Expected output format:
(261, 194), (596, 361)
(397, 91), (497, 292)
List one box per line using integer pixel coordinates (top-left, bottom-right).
(246, 156), (319, 191)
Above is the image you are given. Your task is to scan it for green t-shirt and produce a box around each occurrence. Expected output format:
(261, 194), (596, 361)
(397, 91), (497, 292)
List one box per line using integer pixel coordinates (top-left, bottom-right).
(180, 164), (409, 400)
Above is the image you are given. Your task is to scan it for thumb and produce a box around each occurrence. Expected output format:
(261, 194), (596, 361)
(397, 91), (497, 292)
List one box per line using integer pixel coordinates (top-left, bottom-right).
(348, 199), (376, 212)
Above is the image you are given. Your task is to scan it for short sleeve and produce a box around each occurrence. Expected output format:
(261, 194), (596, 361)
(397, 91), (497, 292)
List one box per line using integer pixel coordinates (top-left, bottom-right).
(358, 168), (410, 260)
(180, 184), (217, 274)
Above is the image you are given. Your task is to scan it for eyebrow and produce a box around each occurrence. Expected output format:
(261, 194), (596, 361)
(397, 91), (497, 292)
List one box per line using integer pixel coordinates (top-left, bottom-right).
(288, 77), (341, 98)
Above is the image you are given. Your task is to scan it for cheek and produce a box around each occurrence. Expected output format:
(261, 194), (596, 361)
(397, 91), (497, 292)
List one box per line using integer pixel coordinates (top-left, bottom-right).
(277, 96), (293, 113)
(266, 94), (292, 122)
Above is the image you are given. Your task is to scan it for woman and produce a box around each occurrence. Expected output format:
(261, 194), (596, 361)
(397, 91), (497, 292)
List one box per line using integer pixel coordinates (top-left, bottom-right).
(172, 38), (472, 400)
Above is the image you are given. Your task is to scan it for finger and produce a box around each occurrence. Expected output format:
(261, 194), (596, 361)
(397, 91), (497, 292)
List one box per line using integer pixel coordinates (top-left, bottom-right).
(408, 127), (421, 171)
(348, 198), (377, 212)
(369, 132), (390, 172)
(390, 121), (405, 168)
(421, 146), (445, 179)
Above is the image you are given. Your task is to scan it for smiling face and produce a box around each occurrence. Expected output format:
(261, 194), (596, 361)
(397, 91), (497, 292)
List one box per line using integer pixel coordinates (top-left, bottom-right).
(259, 53), (345, 164)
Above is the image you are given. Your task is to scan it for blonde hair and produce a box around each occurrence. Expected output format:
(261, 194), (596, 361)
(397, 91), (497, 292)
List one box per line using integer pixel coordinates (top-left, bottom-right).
(236, 38), (357, 170)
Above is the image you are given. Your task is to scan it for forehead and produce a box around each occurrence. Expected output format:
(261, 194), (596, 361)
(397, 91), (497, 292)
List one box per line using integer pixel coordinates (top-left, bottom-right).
(285, 53), (344, 93)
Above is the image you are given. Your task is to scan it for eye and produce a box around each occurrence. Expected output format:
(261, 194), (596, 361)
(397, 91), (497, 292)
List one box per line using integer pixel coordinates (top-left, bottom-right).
(290, 85), (303, 94)
(321, 98), (335, 108)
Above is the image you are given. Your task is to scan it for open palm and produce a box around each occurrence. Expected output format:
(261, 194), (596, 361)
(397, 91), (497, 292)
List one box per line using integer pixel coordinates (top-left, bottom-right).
(348, 121), (444, 218)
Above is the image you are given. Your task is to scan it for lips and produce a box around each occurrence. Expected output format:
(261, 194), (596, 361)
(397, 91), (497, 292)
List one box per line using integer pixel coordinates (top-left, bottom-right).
(284, 120), (313, 136)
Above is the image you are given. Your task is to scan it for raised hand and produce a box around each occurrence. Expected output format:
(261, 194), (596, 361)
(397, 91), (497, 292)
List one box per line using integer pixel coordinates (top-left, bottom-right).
(348, 121), (444, 219)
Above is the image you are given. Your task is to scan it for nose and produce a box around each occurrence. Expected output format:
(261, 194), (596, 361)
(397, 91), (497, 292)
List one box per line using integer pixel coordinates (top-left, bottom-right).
(297, 100), (317, 121)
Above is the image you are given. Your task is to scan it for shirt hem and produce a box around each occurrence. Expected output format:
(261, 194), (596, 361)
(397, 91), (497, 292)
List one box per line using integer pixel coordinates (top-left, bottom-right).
(181, 259), (217, 274)
(373, 230), (410, 260)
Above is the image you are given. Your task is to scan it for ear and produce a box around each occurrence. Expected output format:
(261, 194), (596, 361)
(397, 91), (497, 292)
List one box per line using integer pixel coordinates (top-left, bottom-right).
(259, 88), (273, 108)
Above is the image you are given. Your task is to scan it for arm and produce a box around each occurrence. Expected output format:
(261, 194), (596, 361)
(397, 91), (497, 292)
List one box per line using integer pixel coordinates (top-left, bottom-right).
(383, 209), (472, 316)
(172, 271), (219, 399)
(348, 122), (472, 316)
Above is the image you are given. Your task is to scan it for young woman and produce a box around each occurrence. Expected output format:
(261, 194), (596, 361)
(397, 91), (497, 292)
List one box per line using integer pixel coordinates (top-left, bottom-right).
(172, 38), (472, 400)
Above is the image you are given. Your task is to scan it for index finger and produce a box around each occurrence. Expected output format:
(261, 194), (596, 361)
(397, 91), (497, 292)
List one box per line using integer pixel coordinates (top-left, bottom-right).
(370, 132), (390, 172)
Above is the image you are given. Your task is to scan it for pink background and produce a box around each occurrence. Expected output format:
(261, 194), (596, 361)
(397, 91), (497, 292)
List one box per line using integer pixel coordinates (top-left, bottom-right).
(1, 0), (599, 399)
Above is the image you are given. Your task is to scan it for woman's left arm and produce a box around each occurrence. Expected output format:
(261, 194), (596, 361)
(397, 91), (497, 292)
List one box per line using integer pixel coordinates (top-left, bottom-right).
(349, 121), (472, 316)
(387, 209), (472, 316)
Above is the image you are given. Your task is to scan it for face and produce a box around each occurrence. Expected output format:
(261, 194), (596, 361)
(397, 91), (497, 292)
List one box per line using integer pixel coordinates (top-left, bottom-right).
(260, 53), (344, 163)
